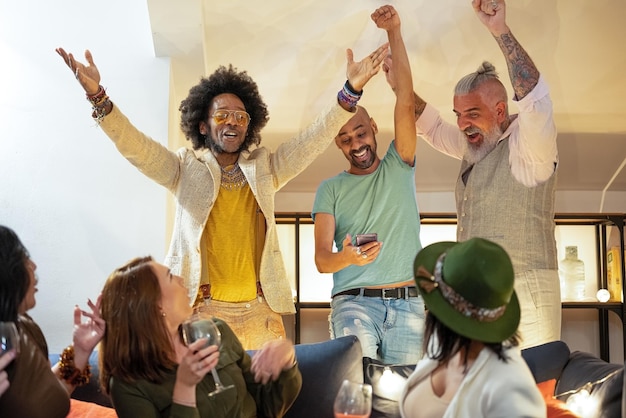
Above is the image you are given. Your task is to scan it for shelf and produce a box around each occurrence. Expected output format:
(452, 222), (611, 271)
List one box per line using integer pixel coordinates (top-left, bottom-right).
(561, 302), (623, 310)
(277, 212), (626, 360)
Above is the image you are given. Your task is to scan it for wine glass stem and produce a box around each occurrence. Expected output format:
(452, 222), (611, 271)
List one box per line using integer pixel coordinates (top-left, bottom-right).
(211, 368), (224, 390)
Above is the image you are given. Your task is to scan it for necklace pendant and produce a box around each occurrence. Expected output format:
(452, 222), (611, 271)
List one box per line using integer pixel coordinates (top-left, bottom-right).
(220, 162), (248, 191)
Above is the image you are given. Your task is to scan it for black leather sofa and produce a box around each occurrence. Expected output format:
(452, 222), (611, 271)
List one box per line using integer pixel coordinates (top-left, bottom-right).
(49, 335), (364, 417)
(51, 338), (624, 418)
(365, 340), (624, 418)
(522, 340), (623, 418)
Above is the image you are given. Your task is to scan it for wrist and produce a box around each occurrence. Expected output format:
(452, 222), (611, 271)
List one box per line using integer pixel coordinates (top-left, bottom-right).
(172, 397), (196, 408)
(173, 380), (197, 407)
(491, 25), (511, 38)
(283, 354), (298, 371)
(337, 80), (363, 111)
(57, 345), (91, 387)
(344, 80), (362, 95)
(86, 85), (112, 124)
(71, 342), (93, 371)
(86, 85), (106, 101)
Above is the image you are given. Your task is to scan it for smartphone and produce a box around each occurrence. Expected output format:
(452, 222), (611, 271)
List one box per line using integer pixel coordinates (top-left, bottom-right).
(356, 233), (378, 246)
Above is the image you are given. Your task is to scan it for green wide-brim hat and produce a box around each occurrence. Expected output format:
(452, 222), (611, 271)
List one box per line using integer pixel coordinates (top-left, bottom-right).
(413, 238), (520, 343)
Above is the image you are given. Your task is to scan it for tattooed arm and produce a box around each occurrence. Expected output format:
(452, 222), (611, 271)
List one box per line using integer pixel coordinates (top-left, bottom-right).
(472, 0), (539, 100)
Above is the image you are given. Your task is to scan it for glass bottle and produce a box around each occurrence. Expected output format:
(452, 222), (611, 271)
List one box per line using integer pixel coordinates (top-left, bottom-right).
(559, 246), (586, 301)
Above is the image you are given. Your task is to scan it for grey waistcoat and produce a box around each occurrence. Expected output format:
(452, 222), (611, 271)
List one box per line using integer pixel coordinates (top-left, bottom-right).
(455, 138), (558, 272)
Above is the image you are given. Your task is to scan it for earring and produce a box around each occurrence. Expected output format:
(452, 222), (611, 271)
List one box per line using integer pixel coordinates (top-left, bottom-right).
(161, 311), (166, 317)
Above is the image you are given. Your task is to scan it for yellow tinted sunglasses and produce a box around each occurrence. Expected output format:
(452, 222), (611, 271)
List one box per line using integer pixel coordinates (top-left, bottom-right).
(211, 110), (251, 126)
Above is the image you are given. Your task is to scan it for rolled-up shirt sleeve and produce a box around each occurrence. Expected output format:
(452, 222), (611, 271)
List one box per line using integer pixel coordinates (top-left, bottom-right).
(509, 75), (558, 187)
(417, 104), (466, 160)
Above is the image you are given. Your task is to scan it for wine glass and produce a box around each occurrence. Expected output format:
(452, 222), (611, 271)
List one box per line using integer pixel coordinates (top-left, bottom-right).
(0, 322), (20, 358)
(333, 379), (372, 418)
(181, 312), (235, 397)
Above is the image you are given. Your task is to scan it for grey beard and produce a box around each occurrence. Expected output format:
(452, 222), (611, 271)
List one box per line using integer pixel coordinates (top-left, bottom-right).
(463, 126), (502, 165)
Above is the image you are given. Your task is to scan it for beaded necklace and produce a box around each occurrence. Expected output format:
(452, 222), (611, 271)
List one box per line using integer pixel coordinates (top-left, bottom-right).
(220, 162), (248, 191)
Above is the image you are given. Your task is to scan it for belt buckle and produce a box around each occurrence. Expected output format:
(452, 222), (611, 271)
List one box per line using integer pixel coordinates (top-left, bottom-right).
(381, 288), (398, 299)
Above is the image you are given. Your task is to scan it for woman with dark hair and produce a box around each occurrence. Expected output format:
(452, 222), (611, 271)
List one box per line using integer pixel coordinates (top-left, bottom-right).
(0, 225), (105, 418)
(402, 237), (545, 418)
(99, 256), (301, 418)
(55, 41), (388, 349)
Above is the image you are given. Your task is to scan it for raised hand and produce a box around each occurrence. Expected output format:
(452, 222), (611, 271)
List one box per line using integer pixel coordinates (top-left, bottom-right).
(472, 0), (508, 35)
(371, 4), (401, 32)
(72, 294), (106, 355)
(345, 42), (389, 92)
(374, 5), (400, 91)
(55, 48), (101, 95)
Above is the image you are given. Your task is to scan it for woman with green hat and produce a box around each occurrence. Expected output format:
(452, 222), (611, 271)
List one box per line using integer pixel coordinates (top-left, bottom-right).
(400, 237), (545, 418)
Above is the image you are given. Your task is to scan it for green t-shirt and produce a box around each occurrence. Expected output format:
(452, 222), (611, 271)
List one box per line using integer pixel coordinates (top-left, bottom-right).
(312, 141), (422, 296)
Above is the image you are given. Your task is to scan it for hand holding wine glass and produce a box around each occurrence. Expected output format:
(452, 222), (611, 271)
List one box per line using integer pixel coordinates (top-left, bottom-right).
(334, 379), (373, 418)
(181, 312), (235, 397)
(0, 322), (19, 359)
(0, 322), (19, 397)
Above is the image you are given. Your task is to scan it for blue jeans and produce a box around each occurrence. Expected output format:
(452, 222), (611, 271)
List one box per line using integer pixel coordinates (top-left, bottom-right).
(330, 293), (425, 364)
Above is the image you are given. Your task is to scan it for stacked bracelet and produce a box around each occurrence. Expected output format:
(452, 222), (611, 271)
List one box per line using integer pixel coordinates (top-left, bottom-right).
(337, 81), (363, 110)
(58, 345), (91, 387)
(86, 85), (112, 124)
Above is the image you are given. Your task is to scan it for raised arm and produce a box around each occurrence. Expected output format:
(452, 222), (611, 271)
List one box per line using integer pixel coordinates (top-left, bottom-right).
(51, 295), (105, 395)
(381, 50), (428, 125)
(346, 43), (388, 93)
(472, 0), (539, 100)
(371, 5), (416, 164)
(56, 48), (113, 121)
(338, 43), (389, 113)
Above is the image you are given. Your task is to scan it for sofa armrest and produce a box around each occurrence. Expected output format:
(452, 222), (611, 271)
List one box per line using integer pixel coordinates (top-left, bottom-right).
(557, 351), (623, 418)
(284, 336), (363, 418)
(521, 340), (571, 383)
(55, 337), (364, 416)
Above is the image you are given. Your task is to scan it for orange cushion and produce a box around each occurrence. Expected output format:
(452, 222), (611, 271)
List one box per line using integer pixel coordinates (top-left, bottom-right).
(67, 399), (117, 418)
(536, 379), (581, 418)
(537, 379), (557, 399)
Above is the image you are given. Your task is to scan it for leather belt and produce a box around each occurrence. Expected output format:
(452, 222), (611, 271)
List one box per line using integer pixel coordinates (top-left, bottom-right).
(334, 286), (419, 299)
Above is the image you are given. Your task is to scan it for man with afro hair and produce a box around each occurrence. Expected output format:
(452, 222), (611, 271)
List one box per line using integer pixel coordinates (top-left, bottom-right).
(56, 43), (388, 349)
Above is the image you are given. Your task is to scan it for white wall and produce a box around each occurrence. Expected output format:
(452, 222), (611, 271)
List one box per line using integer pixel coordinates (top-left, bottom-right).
(0, 0), (170, 352)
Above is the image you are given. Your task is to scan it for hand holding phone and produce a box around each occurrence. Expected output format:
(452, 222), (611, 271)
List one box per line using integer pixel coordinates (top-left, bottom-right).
(356, 233), (378, 246)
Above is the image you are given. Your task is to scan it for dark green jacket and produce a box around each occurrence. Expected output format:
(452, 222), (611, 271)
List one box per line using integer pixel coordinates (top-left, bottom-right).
(109, 319), (302, 418)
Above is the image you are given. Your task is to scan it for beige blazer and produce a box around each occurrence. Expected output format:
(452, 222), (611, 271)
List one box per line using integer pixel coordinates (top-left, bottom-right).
(99, 101), (353, 313)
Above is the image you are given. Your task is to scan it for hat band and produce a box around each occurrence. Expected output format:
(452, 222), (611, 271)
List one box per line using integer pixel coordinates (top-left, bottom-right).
(424, 252), (507, 323)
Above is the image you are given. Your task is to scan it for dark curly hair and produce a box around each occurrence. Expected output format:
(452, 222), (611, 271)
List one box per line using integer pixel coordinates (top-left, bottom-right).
(179, 65), (269, 151)
(0, 225), (30, 322)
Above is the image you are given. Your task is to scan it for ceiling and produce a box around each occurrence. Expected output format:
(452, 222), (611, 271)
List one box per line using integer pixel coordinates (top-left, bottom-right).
(147, 0), (626, 194)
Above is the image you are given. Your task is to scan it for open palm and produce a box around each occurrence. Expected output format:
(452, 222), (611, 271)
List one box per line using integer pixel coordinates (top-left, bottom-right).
(55, 48), (101, 95)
